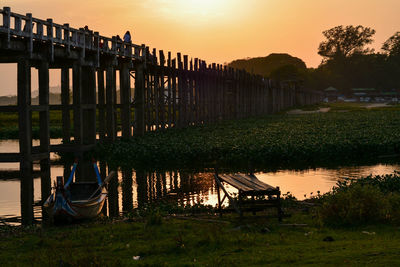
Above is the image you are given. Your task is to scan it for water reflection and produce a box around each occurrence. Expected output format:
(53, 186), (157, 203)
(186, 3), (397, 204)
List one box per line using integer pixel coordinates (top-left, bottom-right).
(0, 162), (399, 223)
(133, 171), (216, 209)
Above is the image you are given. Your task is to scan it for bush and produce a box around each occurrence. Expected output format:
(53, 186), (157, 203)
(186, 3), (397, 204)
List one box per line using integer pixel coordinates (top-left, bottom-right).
(318, 184), (390, 226)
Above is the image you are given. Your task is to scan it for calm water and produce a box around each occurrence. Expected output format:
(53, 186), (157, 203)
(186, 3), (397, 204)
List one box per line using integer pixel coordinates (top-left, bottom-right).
(1, 139), (399, 221)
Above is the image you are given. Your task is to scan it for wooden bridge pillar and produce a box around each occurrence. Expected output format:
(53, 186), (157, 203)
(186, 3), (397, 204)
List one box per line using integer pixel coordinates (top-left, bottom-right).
(18, 59), (33, 225)
(171, 59), (177, 127)
(159, 51), (166, 130)
(61, 67), (71, 143)
(183, 55), (189, 126)
(120, 62), (132, 138)
(82, 66), (97, 145)
(73, 63), (83, 145)
(177, 53), (183, 127)
(134, 62), (145, 136)
(38, 61), (51, 219)
(166, 52), (173, 128)
(97, 69), (106, 141)
(106, 66), (116, 141)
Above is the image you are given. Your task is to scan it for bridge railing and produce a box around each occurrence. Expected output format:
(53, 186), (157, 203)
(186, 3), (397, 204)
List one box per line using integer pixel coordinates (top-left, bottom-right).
(0, 7), (144, 60)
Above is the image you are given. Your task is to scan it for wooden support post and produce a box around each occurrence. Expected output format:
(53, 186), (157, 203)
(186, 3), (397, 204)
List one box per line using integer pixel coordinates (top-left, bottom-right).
(134, 62), (145, 136)
(211, 63), (217, 122)
(159, 50), (165, 130)
(214, 174), (241, 215)
(145, 66), (151, 130)
(280, 86), (284, 111)
(97, 69), (106, 141)
(153, 50), (160, 131)
(120, 63), (131, 138)
(183, 55), (189, 126)
(81, 66), (96, 145)
(113, 69), (118, 136)
(3, 7), (11, 46)
(177, 53), (183, 128)
(106, 66), (116, 141)
(73, 63), (83, 144)
(171, 59), (177, 127)
(18, 59), (33, 225)
(272, 86), (278, 113)
(38, 62), (51, 219)
(194, 58), (200, 124)
(277, 186), (282, 222)
(61, 68), (71, 143)
(167, 52), (172, 128)
(188, 58), (194, 125)
(196, 60), (203, 123)
(222, 66), (227, 120)
(204, 62), (211, 122)
(216, 180), (222, 217)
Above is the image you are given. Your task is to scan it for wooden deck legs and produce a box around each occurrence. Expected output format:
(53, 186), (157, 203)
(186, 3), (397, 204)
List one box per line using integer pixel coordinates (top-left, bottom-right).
(277, 187), (283, 222)
(214, 173), (282, 221)
(216, 180), (222, 217)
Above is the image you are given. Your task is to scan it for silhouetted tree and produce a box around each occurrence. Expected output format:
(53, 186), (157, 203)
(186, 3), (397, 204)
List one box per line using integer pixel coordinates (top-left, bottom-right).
(318, 25), (376, 61)
(382, 32), (400, 57)
(228, 53), (306, 77)
(270, 65), (301, 82)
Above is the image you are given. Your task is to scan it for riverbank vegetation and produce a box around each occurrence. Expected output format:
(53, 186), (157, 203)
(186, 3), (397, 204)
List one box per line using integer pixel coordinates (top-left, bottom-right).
(99, 104), (400, 170)
(316, 172), (400, 226)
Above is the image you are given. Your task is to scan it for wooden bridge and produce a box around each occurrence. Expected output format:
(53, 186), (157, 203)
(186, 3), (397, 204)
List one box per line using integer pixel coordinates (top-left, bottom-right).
(0, 7), (322, 225)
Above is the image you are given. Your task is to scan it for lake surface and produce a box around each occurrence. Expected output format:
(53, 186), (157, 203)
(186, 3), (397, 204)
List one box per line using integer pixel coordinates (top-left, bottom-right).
(1, 139), (399, 222)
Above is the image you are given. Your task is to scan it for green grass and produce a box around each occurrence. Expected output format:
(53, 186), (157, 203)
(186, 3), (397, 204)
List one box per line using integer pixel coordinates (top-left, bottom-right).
(0, 111), (65, 139)
(99, 107), (400, 170)
(0, 109), (129, 140)
(2, 213), (400, 266)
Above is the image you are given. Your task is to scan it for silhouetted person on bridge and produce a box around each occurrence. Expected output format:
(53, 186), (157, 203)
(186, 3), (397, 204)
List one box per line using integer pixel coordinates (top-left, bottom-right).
(123, 31), (131, 43)
(116, 35), (122, 51)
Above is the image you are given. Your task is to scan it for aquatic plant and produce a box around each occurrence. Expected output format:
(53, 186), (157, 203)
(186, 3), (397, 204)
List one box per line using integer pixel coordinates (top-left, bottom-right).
(99, 109), (400, 170)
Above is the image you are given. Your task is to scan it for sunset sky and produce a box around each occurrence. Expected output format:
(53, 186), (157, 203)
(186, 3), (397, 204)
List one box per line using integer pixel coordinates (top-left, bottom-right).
(1, 0), (400, 95)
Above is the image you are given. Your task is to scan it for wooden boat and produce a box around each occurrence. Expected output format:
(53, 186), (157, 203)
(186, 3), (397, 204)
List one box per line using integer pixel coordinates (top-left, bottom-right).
(43, 161), (115, 223)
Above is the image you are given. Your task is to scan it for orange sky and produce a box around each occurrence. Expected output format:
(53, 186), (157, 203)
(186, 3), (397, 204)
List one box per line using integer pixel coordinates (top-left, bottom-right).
(1, 0), (400, 95)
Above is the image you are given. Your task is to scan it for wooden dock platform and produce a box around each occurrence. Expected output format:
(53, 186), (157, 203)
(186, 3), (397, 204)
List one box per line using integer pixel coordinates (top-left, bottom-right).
(214, 173), (282, 221)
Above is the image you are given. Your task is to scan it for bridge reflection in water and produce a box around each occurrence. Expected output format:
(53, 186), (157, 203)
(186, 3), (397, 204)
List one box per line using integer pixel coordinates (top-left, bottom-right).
(114, 170), (216, 216)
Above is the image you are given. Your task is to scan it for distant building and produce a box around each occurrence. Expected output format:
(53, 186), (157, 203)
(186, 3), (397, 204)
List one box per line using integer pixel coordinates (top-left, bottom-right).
(351, 88), (375, 102)
(351, 88), (399, 103)
(324, 87), (339, 102)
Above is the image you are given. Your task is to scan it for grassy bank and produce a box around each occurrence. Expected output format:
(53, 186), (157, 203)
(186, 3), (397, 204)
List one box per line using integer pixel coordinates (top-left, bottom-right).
(2, 212), (400, 266)
(3, 174), (400, 265)
(99, 105), (400, 170)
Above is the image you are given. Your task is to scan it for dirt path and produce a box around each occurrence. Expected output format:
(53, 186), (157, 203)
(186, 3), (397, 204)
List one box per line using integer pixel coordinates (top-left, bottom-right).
(287, 107), (331, 115)
(365, 103), (389, 109)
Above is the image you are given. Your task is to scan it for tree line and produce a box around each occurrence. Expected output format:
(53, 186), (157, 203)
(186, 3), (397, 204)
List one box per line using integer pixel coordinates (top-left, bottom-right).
(229, 25), (400, 95)
(304, 25), (400, 94)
